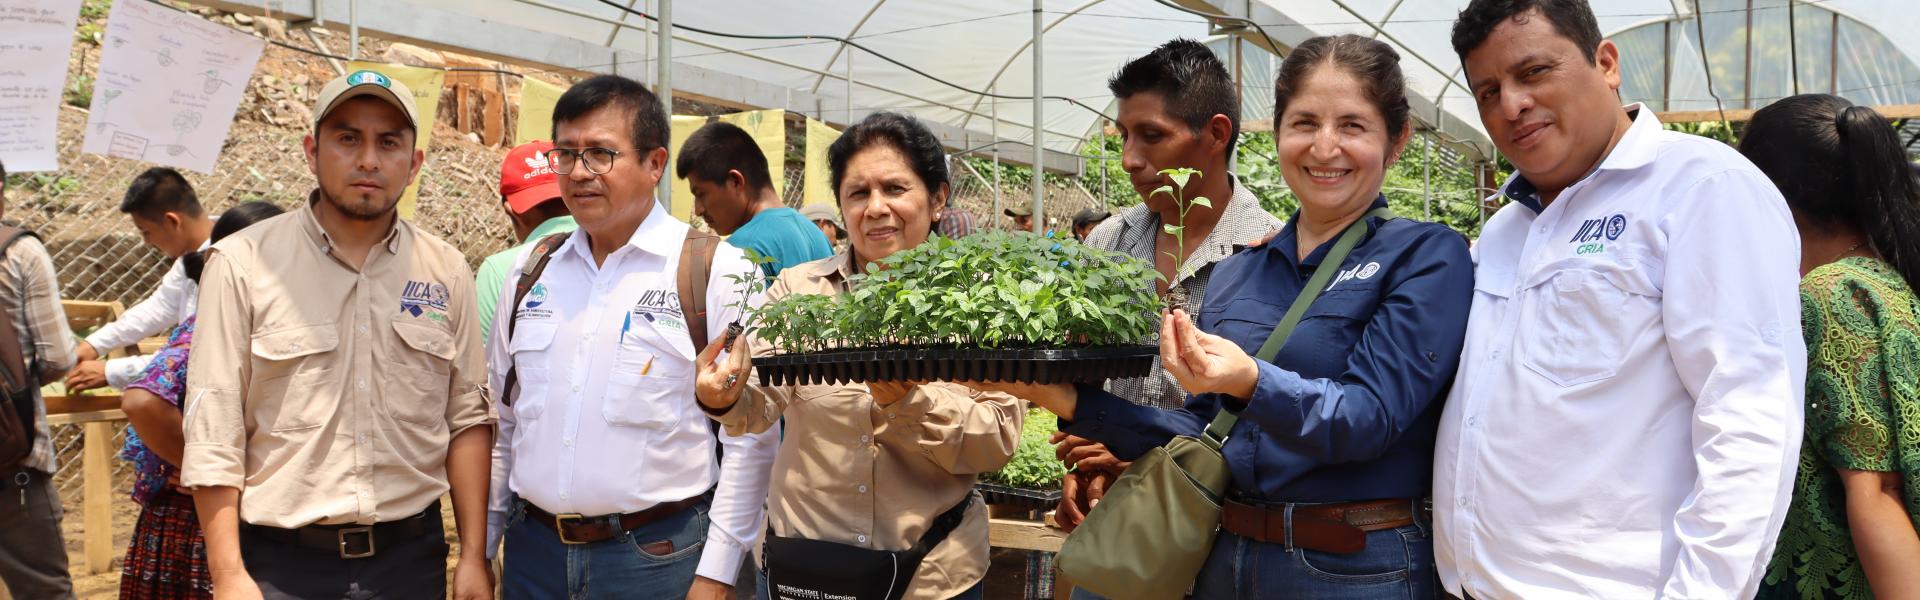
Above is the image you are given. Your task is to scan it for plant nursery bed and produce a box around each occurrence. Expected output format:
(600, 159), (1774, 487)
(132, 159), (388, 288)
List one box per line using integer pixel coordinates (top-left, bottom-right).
(751, 345), (1158, 386)
(976, 482), (1063, 512)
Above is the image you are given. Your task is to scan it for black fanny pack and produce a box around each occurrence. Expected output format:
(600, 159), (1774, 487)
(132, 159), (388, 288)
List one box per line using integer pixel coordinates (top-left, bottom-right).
(762, 492), (974, 600)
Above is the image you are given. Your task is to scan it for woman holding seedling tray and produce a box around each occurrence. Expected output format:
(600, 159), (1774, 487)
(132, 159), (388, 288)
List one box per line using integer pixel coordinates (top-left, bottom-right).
(981, 35), (1475, 599)
(693, 111), (1023, 600)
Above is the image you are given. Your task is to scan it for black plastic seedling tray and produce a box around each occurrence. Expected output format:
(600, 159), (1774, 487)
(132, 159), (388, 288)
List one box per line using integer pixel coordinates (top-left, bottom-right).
(975, 482), (1064, 512)
(751, 345), (1158, 386)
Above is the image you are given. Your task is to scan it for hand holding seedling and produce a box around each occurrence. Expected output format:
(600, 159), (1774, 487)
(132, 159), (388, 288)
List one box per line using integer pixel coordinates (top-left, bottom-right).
(695, 330), (752, 411)
(1159, 309), (1259, 400)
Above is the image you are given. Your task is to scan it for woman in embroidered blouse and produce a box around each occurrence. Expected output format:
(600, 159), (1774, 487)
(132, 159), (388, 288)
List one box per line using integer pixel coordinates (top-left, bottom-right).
(693, 112), (1021, 600)
(117, 201), (283, 600)
(1742, 95), (1920, 600)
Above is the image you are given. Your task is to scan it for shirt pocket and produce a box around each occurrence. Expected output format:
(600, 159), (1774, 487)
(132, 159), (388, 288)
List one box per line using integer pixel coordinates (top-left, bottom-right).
(1517, 255), (1662, 387)
(387, 320), (455, 427)
(505, 322), (558, 420)
(603, 328), (691, 430)
(250, 324), (340, 432)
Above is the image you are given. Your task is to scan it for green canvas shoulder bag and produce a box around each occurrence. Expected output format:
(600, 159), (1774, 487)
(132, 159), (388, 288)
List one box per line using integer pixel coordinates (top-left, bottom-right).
(1056, 207), (1394, 600)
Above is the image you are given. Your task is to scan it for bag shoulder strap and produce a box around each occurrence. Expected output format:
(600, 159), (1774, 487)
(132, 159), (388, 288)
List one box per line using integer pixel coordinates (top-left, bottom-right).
(676, 229), (720, 353)
(676, 228), (725, 461)
(499, 232), (572, 408)
(0, 227), (40, 396)
(1202, 207), (1394, 447)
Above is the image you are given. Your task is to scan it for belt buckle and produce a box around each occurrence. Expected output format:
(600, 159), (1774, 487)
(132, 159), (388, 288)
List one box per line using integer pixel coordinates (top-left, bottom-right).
(337, 526), (375, 559)
(553, 513), (590, 545)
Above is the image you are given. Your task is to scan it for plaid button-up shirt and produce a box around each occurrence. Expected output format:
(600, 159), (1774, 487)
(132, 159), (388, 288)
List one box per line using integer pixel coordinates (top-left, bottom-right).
(0, 234), (76, 473)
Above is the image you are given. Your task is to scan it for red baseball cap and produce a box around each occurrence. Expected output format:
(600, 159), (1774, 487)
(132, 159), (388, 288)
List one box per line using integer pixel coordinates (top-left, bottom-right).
(501, 140), (562, 214)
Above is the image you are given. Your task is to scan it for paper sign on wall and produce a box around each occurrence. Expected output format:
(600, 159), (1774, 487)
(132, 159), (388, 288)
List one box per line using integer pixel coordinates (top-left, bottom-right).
(80, 0), (264, 174)
(346, 61), (443, 220)
(515, 77), (563, 146)
(0, 0), (84, 173)
(802, 118), (841, 206)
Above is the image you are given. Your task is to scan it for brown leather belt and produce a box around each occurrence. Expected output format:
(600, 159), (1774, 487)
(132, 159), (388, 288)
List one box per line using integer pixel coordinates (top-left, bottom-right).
(524, 495), (706, 545)
(1220, 498), (1420, 554)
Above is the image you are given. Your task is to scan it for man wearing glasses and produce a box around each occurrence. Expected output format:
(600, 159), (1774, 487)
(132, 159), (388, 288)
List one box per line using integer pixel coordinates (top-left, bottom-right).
(483, 74), (778, 600)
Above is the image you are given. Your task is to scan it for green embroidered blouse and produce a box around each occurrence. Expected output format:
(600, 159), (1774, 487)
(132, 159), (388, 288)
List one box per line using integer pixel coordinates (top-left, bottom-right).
(1761, 257), (1920, 600)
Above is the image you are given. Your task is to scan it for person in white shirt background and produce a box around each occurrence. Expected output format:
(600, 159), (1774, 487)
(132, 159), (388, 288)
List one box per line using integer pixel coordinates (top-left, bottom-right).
(65, 167), (212, 393)
(485, 74), (777, 600)
(1433, 0), (1806, 598)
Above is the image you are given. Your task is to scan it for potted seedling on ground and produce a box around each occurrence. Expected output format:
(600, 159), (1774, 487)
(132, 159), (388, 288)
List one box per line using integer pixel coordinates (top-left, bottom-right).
(748, 231), (1162, 386)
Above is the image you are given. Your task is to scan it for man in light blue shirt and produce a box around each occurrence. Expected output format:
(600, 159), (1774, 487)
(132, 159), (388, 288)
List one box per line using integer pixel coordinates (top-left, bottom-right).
(677, 122), (830, 278)
(476, 140), (576, 343)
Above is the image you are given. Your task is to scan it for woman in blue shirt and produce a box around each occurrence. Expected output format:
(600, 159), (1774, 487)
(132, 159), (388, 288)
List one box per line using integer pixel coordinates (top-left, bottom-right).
(998, 34), (1473, 599)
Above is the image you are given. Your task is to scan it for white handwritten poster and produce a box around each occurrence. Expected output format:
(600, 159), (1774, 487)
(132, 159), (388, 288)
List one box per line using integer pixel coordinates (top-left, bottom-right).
(81, 0), (264, 174)
(0, 0), (82, 173)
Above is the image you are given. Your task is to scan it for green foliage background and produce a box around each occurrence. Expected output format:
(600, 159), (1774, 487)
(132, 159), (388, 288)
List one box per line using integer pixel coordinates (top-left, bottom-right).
(980, 408), (1069, 490)
(965, 131), (1501, 239)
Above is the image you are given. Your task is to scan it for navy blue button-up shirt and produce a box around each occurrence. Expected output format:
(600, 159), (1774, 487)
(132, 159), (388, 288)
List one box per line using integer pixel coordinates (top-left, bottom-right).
(1063, 196), (1475, 502)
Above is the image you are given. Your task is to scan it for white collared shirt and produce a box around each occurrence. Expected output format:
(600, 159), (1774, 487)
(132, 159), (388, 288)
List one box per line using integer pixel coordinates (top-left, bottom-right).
(90, 241), (206, 389)
(1435, 106), (1806, 599)
(484, 207), (778, 584)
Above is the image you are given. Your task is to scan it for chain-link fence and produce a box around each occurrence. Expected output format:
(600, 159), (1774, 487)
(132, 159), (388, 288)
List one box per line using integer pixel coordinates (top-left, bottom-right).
(8, 103), (515, 533)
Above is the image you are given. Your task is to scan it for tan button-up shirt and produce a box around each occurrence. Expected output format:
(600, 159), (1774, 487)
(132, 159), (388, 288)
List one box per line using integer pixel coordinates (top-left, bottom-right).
(714, 251), (1022, 600)
(182, 198), (492, 528)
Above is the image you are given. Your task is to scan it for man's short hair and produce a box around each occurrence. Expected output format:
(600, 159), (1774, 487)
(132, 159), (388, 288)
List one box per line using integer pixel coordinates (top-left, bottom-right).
(1451, 0), (1603, 65)
(676, 121), (773, 192)
(552, 74), (670, 153)
(1108, 38), (1240, 149)
(120, 167), (204, 220)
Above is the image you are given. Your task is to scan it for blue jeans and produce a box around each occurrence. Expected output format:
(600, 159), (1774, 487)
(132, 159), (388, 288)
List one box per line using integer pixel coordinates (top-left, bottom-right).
(502, 496), (713, 600)
(753, 562), (984, 600)
(1072, 507), (1437, 600)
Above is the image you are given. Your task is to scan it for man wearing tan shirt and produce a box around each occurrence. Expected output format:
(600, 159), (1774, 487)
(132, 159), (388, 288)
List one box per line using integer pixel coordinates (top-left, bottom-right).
(182, 71), (494, 600)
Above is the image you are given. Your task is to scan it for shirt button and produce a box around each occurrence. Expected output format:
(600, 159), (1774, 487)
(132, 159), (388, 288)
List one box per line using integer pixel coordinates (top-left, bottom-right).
(1537, 224), (1549, 234)
(563, 437), (573, 447)
(1466, 417), (1478, 428)
(358, 324), (369, 334)
(857, 484), (868, 494)
(572, 384), (581, 392)
(859, 435), (871, 444)
(357, 379), (368, 390)
(560, 492), (569, 500)
(856, 534), (868, 544)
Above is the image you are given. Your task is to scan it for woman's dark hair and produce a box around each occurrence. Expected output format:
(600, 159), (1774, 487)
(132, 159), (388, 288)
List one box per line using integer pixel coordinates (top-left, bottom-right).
(1275, 34), (1412, 143)
(1740, 94), (1920, 290)
(826, 112), (949, 200)
(183, 201), (287, 283)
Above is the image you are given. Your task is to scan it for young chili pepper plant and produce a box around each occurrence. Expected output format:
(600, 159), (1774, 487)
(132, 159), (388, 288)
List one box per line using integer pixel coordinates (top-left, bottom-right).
(749, 231), (1163, 385)
(1151, 167), (1209, 307)
(718, 249), (777, 348)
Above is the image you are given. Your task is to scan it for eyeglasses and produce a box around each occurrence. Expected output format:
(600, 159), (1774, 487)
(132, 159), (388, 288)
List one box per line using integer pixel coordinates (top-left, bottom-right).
(543, 147), (623, 176)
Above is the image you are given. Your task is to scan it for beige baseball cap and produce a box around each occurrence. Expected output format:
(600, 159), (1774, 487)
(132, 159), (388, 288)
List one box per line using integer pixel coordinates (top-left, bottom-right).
(312, 69), (420, 134)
